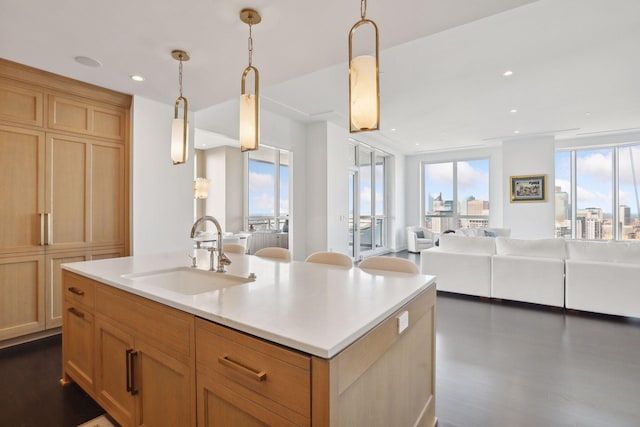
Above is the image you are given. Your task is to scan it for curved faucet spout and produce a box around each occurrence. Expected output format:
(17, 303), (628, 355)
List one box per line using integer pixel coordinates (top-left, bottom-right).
(190, 216), (231, 272)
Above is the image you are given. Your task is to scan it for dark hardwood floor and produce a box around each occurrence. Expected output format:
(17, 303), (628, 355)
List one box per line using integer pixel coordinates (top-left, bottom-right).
(0, 335), (105, 427)
(2, 250), (639, 426)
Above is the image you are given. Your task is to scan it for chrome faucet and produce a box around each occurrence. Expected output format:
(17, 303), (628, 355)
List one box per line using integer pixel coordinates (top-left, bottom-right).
(190, 216), (232, 272)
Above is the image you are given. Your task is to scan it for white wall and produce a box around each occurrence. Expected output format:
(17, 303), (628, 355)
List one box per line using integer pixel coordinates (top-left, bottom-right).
(305, 122), (328, 256)
(131, 96), (194, 255)
(326, 122), (351, 255)
(502, 136), (555, 238)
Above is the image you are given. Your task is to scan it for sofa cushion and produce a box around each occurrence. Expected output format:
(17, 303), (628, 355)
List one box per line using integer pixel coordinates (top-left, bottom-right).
(415, 230), (424, 238)
(495, 237), (566, 259)
(567, 240), (640, 264)
(439, 234), (496, 255)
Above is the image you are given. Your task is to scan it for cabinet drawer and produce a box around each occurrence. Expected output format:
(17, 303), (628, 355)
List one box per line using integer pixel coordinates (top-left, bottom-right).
(196, 318), (311, 419)
(63, 271), (95, 309)
(95, 284), (193, 362)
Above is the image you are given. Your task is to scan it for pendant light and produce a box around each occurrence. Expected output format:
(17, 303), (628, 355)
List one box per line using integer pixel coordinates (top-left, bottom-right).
(171, 50), (190, 165)
(239, 8), (261, 152)
(348, 0), (380, 133)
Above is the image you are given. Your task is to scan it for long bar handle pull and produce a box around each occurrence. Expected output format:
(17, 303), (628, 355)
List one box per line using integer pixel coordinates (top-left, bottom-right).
(46, 212), (53, 245)
(68, 287), (85, 296)
(126, 349), (133, 393)
(39, 213), (45, 246)
(218, 355), (267, 382)
(67, 307), (85, 319)
(126, 349), (139, 395)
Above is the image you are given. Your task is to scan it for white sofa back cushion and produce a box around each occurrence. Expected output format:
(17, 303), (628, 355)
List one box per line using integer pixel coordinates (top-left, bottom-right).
(495, 237), (566, 259)
(567, 240), (640, 264)
(439, 234), (496, 255)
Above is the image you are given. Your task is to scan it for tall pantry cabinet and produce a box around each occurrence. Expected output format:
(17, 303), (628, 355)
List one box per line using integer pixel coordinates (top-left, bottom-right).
(0, 59), (131, 346)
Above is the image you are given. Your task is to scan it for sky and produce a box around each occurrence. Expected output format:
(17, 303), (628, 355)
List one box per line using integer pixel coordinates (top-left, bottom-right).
(423, 159), (490, 213)
(555, 145), (640, 216)
(248, 159), (289, 217)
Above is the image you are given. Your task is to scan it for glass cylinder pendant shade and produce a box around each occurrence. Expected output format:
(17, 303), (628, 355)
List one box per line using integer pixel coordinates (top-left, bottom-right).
(350, 55), (378, 130)
(171, 96), (189, 164)
(349, 18), (380, 133)
(240, 66), (259, 152)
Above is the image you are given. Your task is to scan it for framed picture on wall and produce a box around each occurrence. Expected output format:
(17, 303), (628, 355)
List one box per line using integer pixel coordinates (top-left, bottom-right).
(510, 174), (547, 202)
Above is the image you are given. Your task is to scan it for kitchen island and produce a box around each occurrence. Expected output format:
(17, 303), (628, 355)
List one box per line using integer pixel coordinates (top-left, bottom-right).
(61, 252), (437, 426)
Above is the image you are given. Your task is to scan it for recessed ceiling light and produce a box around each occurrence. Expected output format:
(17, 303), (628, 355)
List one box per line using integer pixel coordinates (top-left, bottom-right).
(510, 109), (518, 113)
(503, 70), (513, 77)
(130, 75), (145, 82)
(415, 143), (420, 146)
(585, 112), (591, 116)
(74, 56), (102, 68)
(514, 130), (520, 134)
(391, 128), (397, 132)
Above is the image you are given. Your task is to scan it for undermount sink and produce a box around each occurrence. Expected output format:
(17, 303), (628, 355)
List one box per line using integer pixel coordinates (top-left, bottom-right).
(122, 267), (251, 295)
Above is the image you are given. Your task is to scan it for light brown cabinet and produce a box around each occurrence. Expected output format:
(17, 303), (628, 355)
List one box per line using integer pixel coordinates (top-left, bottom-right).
(63, 270), (437, 427)
(196, 319), (311, 427)
(0, 58), (130, 345)
(62, 271), (196, 427)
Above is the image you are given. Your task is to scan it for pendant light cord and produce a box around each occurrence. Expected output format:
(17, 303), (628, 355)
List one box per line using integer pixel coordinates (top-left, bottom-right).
(178, 56), (184, 98)
(248, 22), (254, 66)
(361, 0), (367, 19)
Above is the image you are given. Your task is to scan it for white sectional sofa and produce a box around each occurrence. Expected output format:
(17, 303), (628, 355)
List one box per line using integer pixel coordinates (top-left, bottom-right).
(565, 240), (640, 318)
(421, 233), (640, 318)
(421, 234), (495, 297)
(492, 237), (566, 307)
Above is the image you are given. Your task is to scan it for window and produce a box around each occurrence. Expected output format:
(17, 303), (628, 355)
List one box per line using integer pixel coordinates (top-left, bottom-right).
(247, 146), (290, 231)
(358, 147), (387, 253)
(422, 159), (490, 232)
(556, 144), (640, 240)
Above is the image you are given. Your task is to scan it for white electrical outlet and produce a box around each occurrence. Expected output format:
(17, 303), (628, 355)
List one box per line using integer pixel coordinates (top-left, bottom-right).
(397, 311), (409, 334)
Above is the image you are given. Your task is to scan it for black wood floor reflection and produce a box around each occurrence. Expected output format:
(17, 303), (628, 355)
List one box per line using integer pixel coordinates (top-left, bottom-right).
(0, 335), (105, 427)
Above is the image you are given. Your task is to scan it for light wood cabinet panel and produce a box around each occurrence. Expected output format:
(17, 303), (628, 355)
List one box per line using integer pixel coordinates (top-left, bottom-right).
(0, 79), (43, 126)
(45, 251), (88, 329)
(48, 95), (125, 141)
(95, 315), (136, 427)
(46, 134), (89, 249)
(0, 125), (45, 255)
(86, 280), (196, 427)
(91, 142), (125, 245)
(198, 374), (298, 427)
(136, 339), (194, 427)
(311, 285), (437, 427)
(62, 299), (94, 392)
(0, 255), (45, 340)
(196, 319), (311, 427)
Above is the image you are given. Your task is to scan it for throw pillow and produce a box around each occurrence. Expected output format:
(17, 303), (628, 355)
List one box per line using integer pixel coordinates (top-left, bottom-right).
(415, 230), (425, 238)
(484, 230), (497, 237)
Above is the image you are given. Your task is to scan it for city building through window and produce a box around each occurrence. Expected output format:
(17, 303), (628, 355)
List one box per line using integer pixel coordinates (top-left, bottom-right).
(422, 159), (490, 233)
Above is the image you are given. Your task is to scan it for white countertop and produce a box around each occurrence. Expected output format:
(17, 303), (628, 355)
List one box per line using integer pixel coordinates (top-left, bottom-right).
(62, 251), (435, 359)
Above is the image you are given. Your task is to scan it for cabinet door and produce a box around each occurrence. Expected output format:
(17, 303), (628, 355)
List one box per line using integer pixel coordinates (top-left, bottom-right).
(0, 254), (44, 340)
(0, 125), (45, 255)
(62, 299), (94, 392)
(136, 339), (194, 427)
(45, 133), (89, 250)
(45, 251), (88, 329)
(197, 374), (297, 427)
(95, 316), (136, 427)
(90, 141), (125, 246)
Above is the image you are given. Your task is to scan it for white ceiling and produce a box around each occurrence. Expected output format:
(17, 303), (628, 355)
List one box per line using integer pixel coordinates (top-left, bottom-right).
(2, 0), (639, 154)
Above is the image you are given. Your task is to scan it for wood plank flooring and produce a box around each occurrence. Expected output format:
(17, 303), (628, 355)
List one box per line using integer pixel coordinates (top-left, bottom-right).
(1, 250), (639, 426)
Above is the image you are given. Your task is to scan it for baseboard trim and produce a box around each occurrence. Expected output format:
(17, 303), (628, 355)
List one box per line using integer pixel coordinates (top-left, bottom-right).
(0, 328), (61, 350)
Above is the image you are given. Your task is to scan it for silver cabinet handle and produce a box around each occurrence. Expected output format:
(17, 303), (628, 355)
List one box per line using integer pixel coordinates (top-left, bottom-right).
(39, 213), (45, 246)
(46, 212), (53, 245)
